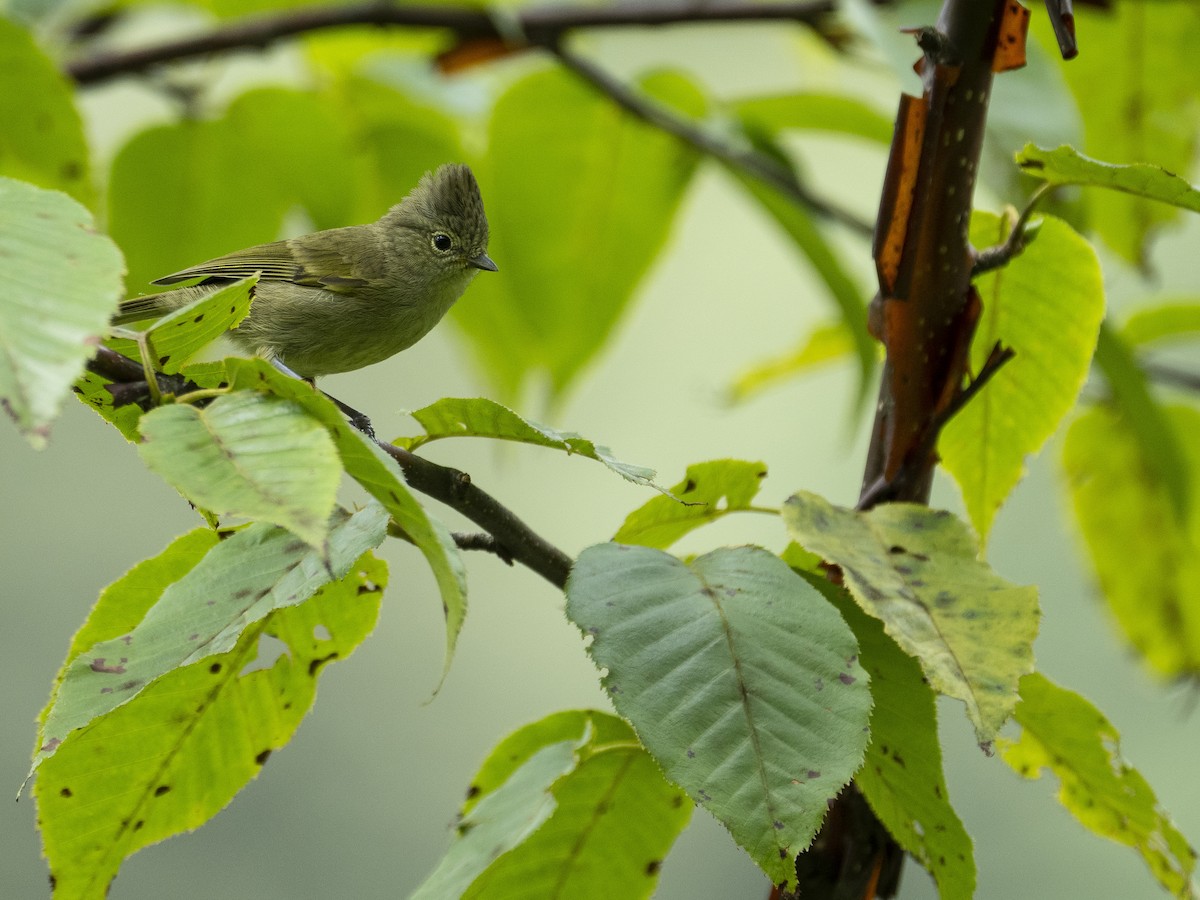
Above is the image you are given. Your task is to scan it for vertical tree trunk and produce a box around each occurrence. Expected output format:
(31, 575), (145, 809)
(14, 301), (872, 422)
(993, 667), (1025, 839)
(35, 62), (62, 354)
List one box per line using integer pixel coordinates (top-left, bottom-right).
(788, 0), (1017, 895)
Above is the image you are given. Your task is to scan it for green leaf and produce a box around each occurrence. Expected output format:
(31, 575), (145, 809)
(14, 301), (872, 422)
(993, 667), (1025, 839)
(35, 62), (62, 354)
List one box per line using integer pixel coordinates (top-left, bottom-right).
(137, 391), (342, 548)
(1120, 300), (1200, 347)
(0, 19), (94, 206)
(31, 504), (387, 777)
(411, 737), (582, 900)
(109, 89), (359, 292)
(999, 674), (1197, 897)
(940, 211), (1104, 543)
(828, 585), (976, 900)
(35, 534), (385, 899)
(612, 459), (768, 549)
(733, 92), (894, 145)
(566, 544), (871, 886)
(1061, 405), (1200, 678)
(396, 396), (657, 487)
(0, 177), (126, 447)
(727, 320), (858, 404)
(221, 359), (467, 683)
(325, 75), (464, 224)
(108, 277), (256, 374)
(454, 67), (703, 401)
(438, 711), (691, 900)
(1044, 1), (1200, 264)
(1018, 145), (1200, 216)
(1093, 323), (1191, 522)
(782, 491), (1038, 747)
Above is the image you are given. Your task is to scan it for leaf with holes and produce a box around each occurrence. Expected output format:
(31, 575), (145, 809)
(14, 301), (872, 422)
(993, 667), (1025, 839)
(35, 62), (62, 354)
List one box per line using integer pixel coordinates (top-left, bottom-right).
(30, 504), (387, 779)
(566, 543), (870, 886)
(107, 276), (254, 374)
(1000, 674), (1196, 896)
(34, 530), (385, 899)
(138, 391), (341, 549)
(613, 459), (768, 549)
(783, 491), (1038, 747)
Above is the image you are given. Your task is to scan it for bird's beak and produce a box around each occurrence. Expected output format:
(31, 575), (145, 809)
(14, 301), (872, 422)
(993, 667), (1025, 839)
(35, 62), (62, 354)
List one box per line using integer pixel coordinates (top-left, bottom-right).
(469, 252), (499, 272)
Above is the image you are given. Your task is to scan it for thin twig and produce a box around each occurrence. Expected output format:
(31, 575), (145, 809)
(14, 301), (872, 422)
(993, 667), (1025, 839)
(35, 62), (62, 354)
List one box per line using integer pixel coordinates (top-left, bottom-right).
(544, 41), (874, 237)
(858, 341), (1015, 509)
(66, 0), (834, 85)
(1142, 360), (1200, 394)
(971, 183), (1052, 277)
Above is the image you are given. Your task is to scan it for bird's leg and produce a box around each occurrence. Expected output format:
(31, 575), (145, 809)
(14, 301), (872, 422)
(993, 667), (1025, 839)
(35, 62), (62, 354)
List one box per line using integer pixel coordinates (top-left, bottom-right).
(266, 356), (376, 440)
(320, 389), (376, 441)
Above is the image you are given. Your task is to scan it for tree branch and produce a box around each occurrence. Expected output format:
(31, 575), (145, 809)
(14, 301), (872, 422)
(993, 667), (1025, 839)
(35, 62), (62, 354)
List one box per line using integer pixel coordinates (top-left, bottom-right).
(86, 346), (573, 589)
(66, 0), (834, 85)
(544, 41), (874, 237)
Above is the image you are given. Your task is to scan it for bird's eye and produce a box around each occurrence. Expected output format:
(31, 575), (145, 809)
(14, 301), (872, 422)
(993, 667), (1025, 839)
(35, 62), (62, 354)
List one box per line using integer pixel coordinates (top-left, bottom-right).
(432, 233), (453, 253)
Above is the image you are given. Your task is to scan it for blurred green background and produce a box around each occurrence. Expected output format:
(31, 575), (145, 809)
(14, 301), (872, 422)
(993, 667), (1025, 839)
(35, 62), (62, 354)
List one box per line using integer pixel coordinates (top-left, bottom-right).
(3, 6), (1199, 899)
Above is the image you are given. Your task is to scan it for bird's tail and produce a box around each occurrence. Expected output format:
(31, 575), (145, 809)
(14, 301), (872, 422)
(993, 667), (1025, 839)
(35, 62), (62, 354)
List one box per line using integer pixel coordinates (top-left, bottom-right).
(111, 291), (183, 326)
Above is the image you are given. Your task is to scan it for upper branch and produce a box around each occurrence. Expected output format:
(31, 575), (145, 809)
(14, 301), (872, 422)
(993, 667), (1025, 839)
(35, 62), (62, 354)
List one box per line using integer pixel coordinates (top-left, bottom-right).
(66, 0), (835, 85)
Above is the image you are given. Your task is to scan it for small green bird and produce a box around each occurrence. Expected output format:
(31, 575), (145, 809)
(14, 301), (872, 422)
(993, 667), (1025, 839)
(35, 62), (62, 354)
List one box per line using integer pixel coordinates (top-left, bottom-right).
(113, 163), (496, 379)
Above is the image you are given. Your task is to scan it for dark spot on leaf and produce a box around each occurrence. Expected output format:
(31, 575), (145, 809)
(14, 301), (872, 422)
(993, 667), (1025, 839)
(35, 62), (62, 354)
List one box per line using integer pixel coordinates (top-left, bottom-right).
(193, 314), (205, 323)
(683, 479), (697, 493)
(60, 787), (72, 798)
(158, 356), (169, 367)
(41, 737), (61, 753)
(100, 687), (112, 694)
(309, 652), (338, 676)
(255, 749), (271, 765)
(210, 663), (222, 674)
(189, 633), (199, 641)
(895, 565), (912, 575)
(90, 658), (126, 674)
(154, 785), (170, 797)
(465, 785), (480, 800)
(934, 784), (943, 798)
(645, 859), (661, 875)
(283, 541), (308, 555)
(773, 820), (785, 830)
(814, 677), (824, 691)
(935, 591), (954, 608)
(282, 702), (292, 710)
(778, 849), (788, 859)
(888, 545), (906, 554)
(671, 795), (684, 808)
(891, 751), (906, 767)
(807, 770), (820, 780)
(134, 819), (145, 831)
(234, 588), (254, 599)
(698, 790), (711, 802)
(687, 749), (695, 758)
(119, 679), (141, 691)
(357, 583), (376, 596)
(838, 673), (856, 685)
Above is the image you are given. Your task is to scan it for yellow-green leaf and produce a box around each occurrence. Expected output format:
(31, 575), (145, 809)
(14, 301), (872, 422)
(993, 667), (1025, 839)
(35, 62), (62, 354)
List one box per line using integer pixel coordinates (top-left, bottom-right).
(612, 459), (768, 549)
(783, 491), (1039, 747)
(35, 532), (385, 899)
(999, 674), (1197, 897)
(1061, 405), (1200, 678)
(940, 211), (1104, 543)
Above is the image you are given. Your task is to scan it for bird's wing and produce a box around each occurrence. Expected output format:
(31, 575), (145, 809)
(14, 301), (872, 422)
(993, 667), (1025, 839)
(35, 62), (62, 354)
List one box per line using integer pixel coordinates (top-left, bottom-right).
(152, 228), (373, 291)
